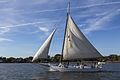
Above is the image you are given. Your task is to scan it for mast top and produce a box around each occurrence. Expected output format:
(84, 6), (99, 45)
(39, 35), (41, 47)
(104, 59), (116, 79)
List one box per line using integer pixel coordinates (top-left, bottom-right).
(67, 2), (70, 14)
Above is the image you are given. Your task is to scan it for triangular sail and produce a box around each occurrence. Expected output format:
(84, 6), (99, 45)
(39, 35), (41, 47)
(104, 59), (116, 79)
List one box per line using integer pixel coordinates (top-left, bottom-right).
(63, 14), (102, 60)
(32, 29), (56, 62)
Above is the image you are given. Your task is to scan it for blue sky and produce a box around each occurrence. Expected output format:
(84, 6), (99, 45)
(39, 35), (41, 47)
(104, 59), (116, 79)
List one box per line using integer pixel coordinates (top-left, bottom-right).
(0, 0), (120, 57)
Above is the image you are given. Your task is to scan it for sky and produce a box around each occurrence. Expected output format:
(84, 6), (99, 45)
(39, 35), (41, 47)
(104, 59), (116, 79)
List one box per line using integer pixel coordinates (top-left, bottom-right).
(0, 0), (120, 57)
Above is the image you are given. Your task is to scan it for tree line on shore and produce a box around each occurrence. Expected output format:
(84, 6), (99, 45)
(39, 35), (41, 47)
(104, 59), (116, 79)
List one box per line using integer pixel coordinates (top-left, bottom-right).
(0, 54), (120, 63)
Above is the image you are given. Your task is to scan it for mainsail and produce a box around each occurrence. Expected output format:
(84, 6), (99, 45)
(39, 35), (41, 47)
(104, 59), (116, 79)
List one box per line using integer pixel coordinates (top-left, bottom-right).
(62, 14), (102, 60)
(32, 29), (56, 62)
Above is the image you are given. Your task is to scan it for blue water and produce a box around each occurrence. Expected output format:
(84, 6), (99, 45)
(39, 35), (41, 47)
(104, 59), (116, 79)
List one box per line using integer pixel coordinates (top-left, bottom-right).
(0, 63), (120, 80)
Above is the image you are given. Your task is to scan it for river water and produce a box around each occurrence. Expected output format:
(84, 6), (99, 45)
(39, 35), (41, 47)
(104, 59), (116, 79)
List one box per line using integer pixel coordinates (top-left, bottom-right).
(0, 63), (120, 80)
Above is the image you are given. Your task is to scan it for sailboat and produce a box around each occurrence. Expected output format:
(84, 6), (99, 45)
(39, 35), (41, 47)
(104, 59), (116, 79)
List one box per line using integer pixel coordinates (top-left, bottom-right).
(49, 3), (104, 72)
(32, 29), (56, 62)
(32, 3), (105, 72)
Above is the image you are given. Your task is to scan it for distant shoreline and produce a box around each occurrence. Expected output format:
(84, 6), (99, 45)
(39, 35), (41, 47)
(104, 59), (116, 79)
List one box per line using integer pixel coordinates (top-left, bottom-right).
(0, 54), (120, 63)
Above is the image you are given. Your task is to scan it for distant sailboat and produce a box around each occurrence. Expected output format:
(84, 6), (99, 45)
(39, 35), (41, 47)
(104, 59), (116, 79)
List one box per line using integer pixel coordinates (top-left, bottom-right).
(32, 29), (56, 62)
(49, 3), (104, 72)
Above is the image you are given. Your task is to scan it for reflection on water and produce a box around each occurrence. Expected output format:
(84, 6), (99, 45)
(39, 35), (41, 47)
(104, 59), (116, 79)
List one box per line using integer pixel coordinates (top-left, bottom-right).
(32, 71), (120, 80)
(0, 63), (120, 80)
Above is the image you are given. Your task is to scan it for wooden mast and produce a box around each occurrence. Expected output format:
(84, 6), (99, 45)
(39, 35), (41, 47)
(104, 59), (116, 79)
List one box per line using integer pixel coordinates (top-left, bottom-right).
(60, 2), (70, 63)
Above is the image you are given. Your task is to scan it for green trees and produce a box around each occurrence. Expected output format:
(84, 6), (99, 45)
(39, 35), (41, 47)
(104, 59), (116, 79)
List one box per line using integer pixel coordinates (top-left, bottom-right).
(0, 54), (120, 63)
(50, 54), (61, 62)
(0, 56), (33, 63)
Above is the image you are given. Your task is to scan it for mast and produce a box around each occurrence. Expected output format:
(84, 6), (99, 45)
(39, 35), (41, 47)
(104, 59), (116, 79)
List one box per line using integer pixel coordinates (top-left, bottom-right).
(60, 2), (70, 63)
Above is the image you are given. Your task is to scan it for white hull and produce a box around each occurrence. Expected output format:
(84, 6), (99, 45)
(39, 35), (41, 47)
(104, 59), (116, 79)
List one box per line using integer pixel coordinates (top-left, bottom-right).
(49, 65), (101, 72)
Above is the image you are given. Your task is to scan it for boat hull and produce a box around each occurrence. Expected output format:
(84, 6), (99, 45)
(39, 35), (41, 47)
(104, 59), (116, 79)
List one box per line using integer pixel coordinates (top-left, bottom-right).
(49, 65), (101, 72)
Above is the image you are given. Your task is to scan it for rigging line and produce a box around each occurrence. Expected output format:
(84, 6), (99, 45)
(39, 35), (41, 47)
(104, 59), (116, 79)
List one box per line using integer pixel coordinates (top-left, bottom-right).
(49, 7), (68, 58)
(50, 2), (72, 31)
(51, 14), (65, 31)
(61, 14), (69, 61)
(49, 17), (64, 57)
(61, 2), (71, 61)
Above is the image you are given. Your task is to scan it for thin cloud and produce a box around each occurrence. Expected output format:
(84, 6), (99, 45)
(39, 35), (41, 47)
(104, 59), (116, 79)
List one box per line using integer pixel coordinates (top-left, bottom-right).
(83, 9), (120, 34)
(0, 27), (10, 35)
(31, 0), (61, 5)
(0, 37), (13, 42)
(0, 20), (58, 28)
(72, 1), (120, 9)
(1, 1), (119, 15)
(39, 27), (49, 32)
(0, 0), (9, 3)
(21, 8), (66, 14)
(18, 1), (120, 14)
(0, 20), (58, 34)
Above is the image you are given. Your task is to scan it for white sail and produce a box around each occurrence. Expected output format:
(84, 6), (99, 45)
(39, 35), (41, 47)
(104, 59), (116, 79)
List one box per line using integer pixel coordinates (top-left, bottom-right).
(63, 14), (102, 60)
(32, 29), (56, 62)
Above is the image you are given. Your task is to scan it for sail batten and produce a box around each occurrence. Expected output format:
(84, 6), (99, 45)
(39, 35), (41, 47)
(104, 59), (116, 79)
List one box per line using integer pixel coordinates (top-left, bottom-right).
(32, 29), (56, 62)
(63, 14), (102, 60)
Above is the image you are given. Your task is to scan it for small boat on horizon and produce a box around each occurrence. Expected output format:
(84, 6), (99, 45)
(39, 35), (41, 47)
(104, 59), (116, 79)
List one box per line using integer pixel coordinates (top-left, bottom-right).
(32, 2), (105, 72)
